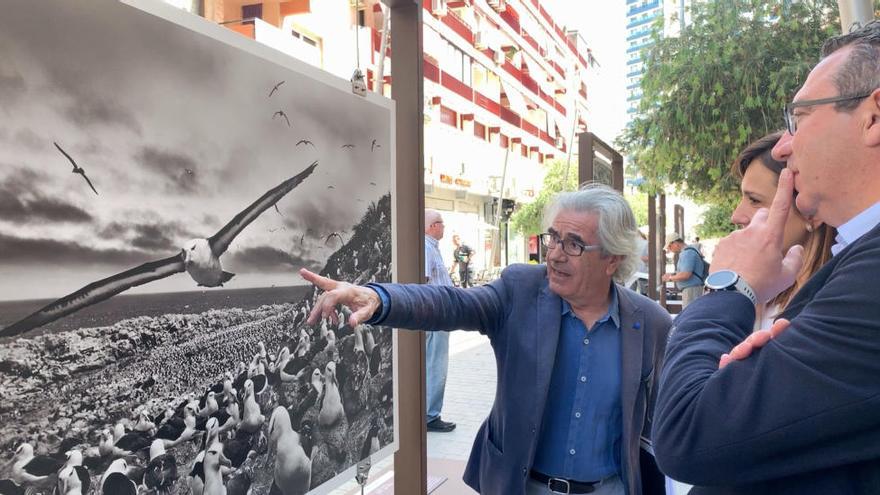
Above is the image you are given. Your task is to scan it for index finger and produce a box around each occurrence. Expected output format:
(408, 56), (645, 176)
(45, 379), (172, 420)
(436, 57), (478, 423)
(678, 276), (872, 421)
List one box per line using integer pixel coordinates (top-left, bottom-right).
(766, 168), (795, 238)
(299, 268), (339, 291)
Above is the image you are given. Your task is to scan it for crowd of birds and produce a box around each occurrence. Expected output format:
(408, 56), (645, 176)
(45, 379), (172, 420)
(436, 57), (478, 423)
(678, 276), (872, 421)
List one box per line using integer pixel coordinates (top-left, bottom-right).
(0, 195), (395, 495)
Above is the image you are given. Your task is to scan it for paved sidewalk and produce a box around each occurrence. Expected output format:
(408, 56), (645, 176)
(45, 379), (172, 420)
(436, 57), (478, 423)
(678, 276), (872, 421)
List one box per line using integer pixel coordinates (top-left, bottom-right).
(427, 330), (497, 461)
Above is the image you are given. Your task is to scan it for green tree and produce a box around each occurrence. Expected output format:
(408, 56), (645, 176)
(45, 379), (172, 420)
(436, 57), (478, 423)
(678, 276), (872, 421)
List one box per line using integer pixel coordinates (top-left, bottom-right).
(618, 0), (844, 204)
(510, 159), (577, 235)
(625, 190), (649, 227)
(695, 198), (737, 239)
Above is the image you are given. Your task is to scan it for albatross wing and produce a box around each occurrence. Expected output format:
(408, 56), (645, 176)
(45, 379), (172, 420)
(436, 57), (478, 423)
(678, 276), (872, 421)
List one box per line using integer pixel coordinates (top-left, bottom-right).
(207, 161), (317, 257)
(1, 253), (186, 338)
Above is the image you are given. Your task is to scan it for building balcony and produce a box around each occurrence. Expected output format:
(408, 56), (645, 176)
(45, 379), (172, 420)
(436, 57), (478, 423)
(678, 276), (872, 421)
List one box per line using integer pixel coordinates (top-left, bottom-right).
(521, 119), (540, 138)
(424, 57), (441, 83)
(474, 91), (502, 115)
(440, 71), (474, 101)
(626, 14), (660, 30)
(441, 8), (474, 44)
(626, 1), (660, 18)
(500, 106), (520, 127)
(499, 8), (521, 35)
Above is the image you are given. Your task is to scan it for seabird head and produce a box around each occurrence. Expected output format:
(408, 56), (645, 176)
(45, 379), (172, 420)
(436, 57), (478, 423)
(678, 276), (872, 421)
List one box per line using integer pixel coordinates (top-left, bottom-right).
(310, 368), (323, 393)
(58, 465), (80, 493)
(324, 361), (337, 385)
(14, 442), (33, 461)
(149, 439), (166, 462)
(65, 449), (84, 467)
(182, 238), (212, 266)
(268, 406), (290, 443)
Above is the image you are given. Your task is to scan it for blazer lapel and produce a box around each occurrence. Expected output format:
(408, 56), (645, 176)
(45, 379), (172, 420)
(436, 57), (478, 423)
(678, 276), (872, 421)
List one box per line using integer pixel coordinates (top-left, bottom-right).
(617, 286), (644, 454)
(535, 278), (562, 421)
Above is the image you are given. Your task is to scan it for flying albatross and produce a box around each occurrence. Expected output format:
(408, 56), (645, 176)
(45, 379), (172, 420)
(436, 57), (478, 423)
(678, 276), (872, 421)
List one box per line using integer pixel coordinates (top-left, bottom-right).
(0, 161), (318, 338)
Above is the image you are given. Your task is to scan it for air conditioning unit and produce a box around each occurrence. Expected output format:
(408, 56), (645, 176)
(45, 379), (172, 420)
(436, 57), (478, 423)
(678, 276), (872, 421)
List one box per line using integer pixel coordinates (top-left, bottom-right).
(431, 0), (447, 17)
(474, 31), (486, 49)
(493, 49), (505, 65)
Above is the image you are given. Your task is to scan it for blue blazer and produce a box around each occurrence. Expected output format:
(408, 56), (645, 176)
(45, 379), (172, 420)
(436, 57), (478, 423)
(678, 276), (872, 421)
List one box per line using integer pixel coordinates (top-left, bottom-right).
(654, 223), (880, 494)
(375, 264), (671, 494)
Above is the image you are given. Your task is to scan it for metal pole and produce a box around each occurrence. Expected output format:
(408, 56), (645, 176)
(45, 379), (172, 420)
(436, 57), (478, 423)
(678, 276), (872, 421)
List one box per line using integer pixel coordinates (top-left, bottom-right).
(838, 0), (874, 33)
(492, 147), (510, 267)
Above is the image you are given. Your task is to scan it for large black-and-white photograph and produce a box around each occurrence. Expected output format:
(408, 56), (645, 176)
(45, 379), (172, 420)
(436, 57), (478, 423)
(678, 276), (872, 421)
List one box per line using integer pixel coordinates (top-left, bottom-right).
(0, 1), (395, 494)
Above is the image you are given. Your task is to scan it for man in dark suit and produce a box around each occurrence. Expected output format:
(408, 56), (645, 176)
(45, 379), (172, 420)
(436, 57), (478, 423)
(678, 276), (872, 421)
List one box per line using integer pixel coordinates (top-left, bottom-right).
(654, 21), (880, 494)
(302, 184), (672, 494)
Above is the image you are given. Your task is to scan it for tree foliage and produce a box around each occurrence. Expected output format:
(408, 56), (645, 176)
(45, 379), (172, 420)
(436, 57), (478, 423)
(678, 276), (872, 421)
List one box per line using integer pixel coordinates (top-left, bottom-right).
(509, 160), (650, 236)
(695, 197), (737, 238)
(618, 0), (843, 204)
(510, 159), (577, 236)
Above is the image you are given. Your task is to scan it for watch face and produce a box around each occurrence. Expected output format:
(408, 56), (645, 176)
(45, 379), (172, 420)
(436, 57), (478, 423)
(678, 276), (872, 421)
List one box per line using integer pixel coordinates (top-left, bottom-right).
(706, 270), (738, 289)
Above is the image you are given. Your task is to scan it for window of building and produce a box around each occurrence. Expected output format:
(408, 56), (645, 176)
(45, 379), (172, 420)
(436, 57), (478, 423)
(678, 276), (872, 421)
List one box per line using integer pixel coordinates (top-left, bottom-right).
(474, 121), (486, 140)
(440, 105), (457, 127)
(242, 3), (262, 23)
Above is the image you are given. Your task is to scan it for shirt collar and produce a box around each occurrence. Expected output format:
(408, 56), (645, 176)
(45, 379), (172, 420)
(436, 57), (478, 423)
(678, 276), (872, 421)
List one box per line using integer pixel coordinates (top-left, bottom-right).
(425, 234), (439, 248)
(561, 284), (620, 328)
(832, 200), (880, 256)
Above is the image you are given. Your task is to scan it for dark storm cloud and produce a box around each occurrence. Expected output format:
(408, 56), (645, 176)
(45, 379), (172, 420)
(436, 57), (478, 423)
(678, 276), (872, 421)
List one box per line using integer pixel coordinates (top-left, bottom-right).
(283, 199), (353, 235)
(226, 245), (321, 274)
(0, 168), (93, 224)
(98, 220), (195, 253)
(135, 146), (200, 193)
(13, 129), (44, 151)
(0, 232), (150, 267)
(0, 70), (25, 105)
(62, 93), (143, 134)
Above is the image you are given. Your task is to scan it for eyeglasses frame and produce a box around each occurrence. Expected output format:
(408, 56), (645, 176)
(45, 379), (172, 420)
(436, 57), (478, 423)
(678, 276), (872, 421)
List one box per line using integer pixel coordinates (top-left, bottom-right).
(783, 92), (872, 134)
(539, 232), (602, 257)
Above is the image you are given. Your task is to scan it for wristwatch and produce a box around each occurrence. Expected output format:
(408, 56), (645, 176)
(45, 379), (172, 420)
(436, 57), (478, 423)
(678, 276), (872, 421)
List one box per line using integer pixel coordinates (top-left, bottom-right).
(704, 270), (757, 305)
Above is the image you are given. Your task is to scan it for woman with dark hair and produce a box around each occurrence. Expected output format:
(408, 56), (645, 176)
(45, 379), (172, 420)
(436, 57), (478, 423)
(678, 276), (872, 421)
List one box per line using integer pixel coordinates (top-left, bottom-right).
(730, 130), (836, 327)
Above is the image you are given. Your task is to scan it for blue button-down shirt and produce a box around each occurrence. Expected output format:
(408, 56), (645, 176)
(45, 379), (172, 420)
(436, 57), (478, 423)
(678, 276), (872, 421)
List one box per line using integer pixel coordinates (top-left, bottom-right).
(532, 288), (623, 481)
(831, 200), (880, 256)
(425, 235), (453, 286)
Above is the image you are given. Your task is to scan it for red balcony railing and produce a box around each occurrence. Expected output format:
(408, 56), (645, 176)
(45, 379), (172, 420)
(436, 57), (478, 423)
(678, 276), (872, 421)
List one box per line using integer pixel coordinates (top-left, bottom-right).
(521, 119), (540, 138)
(424, 58), (440, 83)
(499, 9), (521, 34)
(502, 60), (523, 80)
(521, 74), (539, 95)
(550, 60), (565, 78)
(540, 130), (555, 146)
(500, 106), (520, 127)
(474, 91), (502, 115)
(441, 71), (474, 100)
(555, 100), (567, 116)
(442, 8), (474, 44)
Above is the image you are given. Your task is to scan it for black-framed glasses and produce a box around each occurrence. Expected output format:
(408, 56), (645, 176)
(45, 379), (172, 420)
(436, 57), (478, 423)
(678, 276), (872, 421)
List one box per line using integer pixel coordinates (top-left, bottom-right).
(784, 92), (872, 134)
(539, 232), (601, 257)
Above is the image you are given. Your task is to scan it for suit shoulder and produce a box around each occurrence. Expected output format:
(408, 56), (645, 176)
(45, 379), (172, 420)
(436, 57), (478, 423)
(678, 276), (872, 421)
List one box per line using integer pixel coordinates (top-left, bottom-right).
(621, 287), (672, 325)
(500, 263), (547, 281)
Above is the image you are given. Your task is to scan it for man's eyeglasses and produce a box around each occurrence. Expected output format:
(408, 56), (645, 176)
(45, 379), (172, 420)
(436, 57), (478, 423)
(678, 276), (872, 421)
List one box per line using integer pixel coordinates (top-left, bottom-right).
(539, 232), (601, 257)
(784, 92), (872, 134)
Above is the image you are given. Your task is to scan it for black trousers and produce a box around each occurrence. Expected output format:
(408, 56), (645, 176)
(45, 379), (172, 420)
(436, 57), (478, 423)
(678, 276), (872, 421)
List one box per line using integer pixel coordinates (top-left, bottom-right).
(459, 267), (471, 287)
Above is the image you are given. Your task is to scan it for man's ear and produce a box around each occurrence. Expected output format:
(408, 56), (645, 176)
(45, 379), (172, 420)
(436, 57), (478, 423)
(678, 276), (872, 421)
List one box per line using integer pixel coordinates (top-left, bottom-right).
(605, 254), (624, 277)
(865, 89), (880, 147)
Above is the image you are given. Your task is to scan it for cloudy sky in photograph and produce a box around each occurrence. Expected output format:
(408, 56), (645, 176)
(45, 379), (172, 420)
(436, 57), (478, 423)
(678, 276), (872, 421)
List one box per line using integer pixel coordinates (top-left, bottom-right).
(0, 0), (392, 301)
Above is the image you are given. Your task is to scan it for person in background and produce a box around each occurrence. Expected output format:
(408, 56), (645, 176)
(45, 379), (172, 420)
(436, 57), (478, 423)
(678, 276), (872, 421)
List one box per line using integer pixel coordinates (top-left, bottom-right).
(452, 234), (474, 288)
(301, 184), (672, 495)
(423, 209), (455, 432)
(661, 233), (703, 308)
(691, 236), (703, 255)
